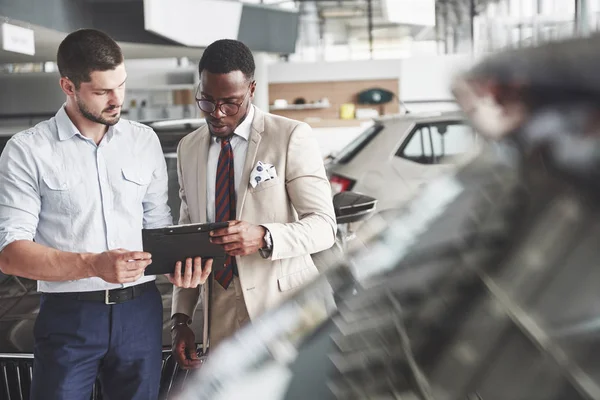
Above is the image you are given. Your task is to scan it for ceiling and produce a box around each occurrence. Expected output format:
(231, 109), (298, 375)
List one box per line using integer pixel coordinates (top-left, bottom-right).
(0, 0), (490, 65)
(0, 18), (205, 64)
(282, 0), (433, 45)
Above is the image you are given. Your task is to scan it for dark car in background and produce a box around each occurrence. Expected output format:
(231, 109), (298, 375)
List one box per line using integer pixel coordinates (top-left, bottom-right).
(146, 118), (206, 224)
(0, 119), (205, 399)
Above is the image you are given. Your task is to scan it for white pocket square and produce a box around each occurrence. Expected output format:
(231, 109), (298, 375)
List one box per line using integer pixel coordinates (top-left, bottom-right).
(250, 161), (277, 188)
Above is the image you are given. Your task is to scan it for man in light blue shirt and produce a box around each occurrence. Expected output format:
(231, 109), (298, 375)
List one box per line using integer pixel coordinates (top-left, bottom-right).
(0, 29), (171, 400)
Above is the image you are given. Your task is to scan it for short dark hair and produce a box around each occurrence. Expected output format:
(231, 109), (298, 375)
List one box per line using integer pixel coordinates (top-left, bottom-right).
(57, 29), (123, 89)
(198, 39), (255, 81)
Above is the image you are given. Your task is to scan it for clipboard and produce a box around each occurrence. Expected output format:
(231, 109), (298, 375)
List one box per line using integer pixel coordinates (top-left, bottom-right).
(142, 222), (228, 276)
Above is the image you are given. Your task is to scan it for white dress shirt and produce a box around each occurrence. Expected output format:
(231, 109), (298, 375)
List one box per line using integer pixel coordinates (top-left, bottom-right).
(0, 105), (172, 293)
(206, 105), (254, 222)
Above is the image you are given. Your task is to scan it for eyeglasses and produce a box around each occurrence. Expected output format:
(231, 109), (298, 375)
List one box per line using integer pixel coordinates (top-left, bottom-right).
(195, 83), (253, 116)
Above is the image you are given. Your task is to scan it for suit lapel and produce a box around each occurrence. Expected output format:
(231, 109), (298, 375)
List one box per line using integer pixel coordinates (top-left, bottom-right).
(197, 128), (211, 222)
(237, 107), (265, 219)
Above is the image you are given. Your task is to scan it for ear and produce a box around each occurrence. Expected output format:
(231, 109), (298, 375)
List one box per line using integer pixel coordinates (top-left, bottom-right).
(249, 80), (256, 98)
(59, 77), (76, 97)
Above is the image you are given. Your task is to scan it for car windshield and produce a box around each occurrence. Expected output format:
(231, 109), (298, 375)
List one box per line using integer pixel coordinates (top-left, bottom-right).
(332, 124), (384, 164)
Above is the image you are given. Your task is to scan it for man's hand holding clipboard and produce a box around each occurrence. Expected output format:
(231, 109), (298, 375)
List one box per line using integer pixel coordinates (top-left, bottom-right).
(165, 257), (213, 288)
(142, 221), (228, 288)
(208, 220), (269, 257)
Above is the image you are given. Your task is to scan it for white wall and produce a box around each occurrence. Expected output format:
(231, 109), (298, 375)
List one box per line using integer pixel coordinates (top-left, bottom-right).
(268, 54), (477, 106)
(399, 54), (478, 102)
(124, 58), (183, 69)
(268, 59), (402, 84)
(313, 123), (373, 157)
(124, 67), (196, 89)
(252, 52), (271, 111)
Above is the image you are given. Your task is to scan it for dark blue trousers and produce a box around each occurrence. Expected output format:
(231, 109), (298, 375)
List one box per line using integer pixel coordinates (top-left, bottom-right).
(30, 283), (163, 400)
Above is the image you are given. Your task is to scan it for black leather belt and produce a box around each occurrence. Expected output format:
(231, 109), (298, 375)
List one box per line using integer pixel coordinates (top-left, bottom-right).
(48, 281), (155, 305)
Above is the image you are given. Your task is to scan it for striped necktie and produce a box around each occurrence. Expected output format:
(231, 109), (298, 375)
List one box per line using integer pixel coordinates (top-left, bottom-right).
(214, 137), (237, 289)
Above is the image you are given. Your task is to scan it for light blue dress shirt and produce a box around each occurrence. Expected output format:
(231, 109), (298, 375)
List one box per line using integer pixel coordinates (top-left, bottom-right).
(0, 106), (172, 293)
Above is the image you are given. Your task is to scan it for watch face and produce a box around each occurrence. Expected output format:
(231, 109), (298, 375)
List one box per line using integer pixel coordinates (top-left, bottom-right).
(264, 230), (272, 247)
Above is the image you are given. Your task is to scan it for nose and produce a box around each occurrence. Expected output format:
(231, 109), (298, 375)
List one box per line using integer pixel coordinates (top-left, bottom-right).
(211, 105), (225, 119)
(110, 88), (125, 108)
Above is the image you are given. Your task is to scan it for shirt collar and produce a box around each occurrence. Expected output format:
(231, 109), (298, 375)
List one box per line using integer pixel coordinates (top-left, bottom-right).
(55, 104), (121, 143)
(233, 104), (255, 141)
(55, 105), (79, 141)
(210, 104), (255, 144)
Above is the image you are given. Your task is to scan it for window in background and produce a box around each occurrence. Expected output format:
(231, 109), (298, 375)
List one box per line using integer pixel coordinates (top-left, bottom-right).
(398, 123), (475, 164)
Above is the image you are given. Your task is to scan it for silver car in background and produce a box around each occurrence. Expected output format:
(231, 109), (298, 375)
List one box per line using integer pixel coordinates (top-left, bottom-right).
(326, 111), (480, 213)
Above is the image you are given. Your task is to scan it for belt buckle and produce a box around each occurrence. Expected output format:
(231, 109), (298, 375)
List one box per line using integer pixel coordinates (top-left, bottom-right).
(104, 290), (116, 305)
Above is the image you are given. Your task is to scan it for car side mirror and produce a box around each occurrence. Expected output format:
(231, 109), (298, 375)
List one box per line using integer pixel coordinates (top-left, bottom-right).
(333, 191), (377, 224)
(324, 153), (336, 165)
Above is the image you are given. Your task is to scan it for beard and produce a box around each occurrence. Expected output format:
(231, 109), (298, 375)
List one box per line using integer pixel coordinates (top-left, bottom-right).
(76, 96), (120, 126)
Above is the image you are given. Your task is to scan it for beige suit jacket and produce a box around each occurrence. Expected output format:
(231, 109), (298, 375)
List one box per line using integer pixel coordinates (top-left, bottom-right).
(171, 107), (336, 327)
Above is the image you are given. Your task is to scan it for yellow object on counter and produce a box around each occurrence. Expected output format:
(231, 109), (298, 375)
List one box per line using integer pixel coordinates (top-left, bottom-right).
(339, 103), (356, 120)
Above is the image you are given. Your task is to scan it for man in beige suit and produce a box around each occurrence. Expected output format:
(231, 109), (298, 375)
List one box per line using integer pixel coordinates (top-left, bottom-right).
(169, 39), (336, 368)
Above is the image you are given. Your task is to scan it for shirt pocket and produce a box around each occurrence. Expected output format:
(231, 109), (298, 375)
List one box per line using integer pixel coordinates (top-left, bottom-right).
(41, 174), (82, 212)
(121, 166), (151, 202)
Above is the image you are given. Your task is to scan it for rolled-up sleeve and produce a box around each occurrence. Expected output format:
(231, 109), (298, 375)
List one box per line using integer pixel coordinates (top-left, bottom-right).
(0, 137), (41, 252)
(142, 132), (173, 229)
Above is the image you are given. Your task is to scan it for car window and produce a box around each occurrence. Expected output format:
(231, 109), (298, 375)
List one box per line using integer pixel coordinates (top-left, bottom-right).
(150, 120), (205, 154)
(164, 154), (181, 223)
(154, 128), (193, 154)
(333, 124), (384, 164)
(152, 123), (200, 223)
(0, 136), (12, 157)
(397, 122), (475, 164)
(402, 125), (433, 163)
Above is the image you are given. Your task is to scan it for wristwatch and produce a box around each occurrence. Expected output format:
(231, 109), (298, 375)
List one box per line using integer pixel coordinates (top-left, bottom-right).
(170, 316), (192, 332)
(259, 227), (273, 259)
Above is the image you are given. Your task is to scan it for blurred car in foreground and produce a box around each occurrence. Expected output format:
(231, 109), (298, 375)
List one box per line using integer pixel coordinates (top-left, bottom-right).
(177, 132), (600, 400)
(326, 111), (480, 212)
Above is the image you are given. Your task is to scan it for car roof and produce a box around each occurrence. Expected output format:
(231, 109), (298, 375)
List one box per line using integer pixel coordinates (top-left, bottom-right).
(375, 110), (465, 125)
(144, 118), (206, 132)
